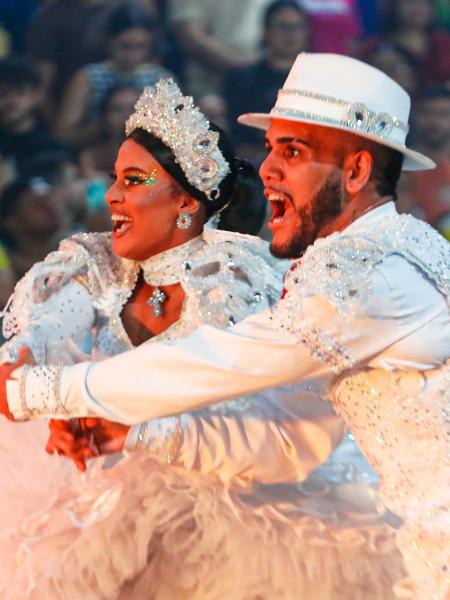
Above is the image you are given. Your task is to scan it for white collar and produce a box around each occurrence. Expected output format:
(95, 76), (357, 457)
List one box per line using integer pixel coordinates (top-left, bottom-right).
(344, 201), (397, 234)
(139, 235), (204, 286)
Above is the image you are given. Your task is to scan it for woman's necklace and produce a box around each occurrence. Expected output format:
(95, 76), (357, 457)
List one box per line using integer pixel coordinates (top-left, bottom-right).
(140, 235), (204, 317)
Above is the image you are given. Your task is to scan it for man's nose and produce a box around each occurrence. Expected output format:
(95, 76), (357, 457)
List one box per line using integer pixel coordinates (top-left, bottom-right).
(259, 151), (282, 185)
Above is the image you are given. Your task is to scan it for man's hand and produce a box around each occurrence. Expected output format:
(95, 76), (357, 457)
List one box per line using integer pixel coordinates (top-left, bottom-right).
(80, 418), (130, 455)
(46, 418), (130, 472)
(0, 347), (31, 420)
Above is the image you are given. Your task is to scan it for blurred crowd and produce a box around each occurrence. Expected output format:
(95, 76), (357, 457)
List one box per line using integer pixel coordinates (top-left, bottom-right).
(0, 0), (449, 305)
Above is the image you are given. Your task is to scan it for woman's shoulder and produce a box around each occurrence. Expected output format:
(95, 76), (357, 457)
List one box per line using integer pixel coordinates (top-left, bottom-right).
(178, 230), (287, 326)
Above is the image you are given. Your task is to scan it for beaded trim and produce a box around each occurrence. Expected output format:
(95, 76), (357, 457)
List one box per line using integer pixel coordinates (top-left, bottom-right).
(276, 88), (409, 140)
(19, 365), (30, 418)
(126, 79), (230, 200)
(135, 417), (182, 464)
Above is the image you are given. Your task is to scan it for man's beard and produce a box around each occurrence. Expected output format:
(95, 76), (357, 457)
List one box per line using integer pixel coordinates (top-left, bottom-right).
(270, 174), (343, 259)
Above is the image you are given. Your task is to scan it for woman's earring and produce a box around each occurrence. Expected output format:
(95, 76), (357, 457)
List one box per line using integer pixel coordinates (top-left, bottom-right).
(176, 212), (192, 230)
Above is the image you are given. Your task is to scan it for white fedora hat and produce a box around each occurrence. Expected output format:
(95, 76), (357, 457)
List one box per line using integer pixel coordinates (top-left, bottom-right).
(238, 53), (435, 171)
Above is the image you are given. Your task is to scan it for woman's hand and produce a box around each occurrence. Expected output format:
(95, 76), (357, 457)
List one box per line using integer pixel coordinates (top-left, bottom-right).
(46, 419), (99, 472)
(46, 417), (130, 472)
(0, 347), (31, 420)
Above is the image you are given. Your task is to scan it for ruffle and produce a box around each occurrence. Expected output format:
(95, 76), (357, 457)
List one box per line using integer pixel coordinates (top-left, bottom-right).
(0, 430), (405, 600)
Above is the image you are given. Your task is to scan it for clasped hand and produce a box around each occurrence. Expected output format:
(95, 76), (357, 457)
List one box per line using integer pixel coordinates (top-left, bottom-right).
(46, 417), (130, 472)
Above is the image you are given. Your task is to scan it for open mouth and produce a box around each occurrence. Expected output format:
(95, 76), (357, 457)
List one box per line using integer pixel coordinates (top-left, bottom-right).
(111, 213), (133, 236)
(267, 192), (291, 228)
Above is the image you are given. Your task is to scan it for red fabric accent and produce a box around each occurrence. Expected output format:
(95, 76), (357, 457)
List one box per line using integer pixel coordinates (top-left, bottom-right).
(280, 262), (300, 300)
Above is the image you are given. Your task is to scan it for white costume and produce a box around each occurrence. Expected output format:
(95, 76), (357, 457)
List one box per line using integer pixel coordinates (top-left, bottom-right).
(7, 203), (449, 599)
(0, 228), (402, 599)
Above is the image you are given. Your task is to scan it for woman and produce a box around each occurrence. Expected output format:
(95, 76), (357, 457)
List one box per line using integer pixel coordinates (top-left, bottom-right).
(0, 80), (402, 599)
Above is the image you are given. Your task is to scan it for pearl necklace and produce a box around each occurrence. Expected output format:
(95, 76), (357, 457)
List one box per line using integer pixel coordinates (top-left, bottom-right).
(139, 235), (204, 317)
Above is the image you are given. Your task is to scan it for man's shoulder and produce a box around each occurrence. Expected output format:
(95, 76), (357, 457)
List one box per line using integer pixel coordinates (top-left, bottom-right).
(286, 212), (450, 310)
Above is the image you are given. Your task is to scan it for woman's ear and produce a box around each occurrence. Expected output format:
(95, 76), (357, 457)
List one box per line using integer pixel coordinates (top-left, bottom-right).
(343, 150), (373, 196)
(174, 188), (203, 215)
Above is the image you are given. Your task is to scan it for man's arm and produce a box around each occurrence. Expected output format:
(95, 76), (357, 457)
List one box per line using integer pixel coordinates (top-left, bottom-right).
(6, 256), (444, 424)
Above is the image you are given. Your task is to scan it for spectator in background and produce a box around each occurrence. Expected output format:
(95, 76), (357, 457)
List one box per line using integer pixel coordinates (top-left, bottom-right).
(397, 86), (450, 231)
(366, 0), (450, 88)
(79, 85), (141, 233)
(56, 2), (170, 150)
(27, 0), (124, 108)
(0, 57), (72, 191)
(364, 42), (419, 97)
(168, 0), (274, 97)
(224, 1), (309, 166)
(0, 179), (66, 282)
(0, 0), (37, 55)
(0, 241), (14, 310)
(299, 0), (362, 55)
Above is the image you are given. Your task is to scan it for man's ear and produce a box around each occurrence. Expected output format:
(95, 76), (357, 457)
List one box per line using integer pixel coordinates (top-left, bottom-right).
(343, 150), (373, 196)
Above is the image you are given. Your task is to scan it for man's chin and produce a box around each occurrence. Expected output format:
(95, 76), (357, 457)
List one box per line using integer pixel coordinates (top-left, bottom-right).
(269, 240), (302, 260)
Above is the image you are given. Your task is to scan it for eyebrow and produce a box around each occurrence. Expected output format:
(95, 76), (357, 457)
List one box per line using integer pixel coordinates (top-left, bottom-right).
(123, 166), (147, 173)
(274, 136), (312, 146)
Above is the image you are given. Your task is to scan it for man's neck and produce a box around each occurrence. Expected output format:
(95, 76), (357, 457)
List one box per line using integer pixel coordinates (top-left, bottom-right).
(318, 196), (391, 238)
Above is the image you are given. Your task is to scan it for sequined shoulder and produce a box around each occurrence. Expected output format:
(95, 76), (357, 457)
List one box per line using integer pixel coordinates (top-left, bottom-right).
(177, 231), (285, 330)
(2, 234), (93, 340)
(67, 232), (138, 312)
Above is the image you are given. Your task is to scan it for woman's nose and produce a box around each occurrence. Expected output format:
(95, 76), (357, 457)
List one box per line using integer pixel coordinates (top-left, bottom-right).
(105, 180), (123, 205)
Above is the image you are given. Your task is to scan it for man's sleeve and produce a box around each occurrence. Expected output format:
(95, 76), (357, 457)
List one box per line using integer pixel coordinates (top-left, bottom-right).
(7, 256), (442, 424)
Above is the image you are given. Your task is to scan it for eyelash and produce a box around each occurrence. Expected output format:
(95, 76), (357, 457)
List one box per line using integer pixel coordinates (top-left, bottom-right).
(286, 146), (300, 158)
(108, 173), (153, 186)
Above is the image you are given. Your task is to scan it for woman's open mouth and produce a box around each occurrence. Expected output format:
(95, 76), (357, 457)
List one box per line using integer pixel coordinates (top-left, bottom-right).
(111, 213), (133, 236)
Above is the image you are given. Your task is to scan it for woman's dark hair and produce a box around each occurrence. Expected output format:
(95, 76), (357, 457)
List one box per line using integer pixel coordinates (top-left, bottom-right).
(107, 2), (158, 39)
(128, 125), (266, 235)
(263, 0), (308, 29)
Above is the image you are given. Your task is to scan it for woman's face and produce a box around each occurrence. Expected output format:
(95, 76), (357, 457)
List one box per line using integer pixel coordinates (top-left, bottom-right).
(106, 138), (188, 261)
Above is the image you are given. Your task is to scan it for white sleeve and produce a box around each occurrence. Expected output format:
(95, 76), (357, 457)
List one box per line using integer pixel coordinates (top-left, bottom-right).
(124, 386), (345, 487)
(7, 256), (445, 423)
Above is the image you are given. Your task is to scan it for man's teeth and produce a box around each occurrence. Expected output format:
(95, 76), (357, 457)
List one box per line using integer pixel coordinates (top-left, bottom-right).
(268, 193), (284, 202)
(273, 216), (283, 224)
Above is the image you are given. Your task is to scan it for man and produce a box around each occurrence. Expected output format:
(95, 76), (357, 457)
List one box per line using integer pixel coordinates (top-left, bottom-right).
(1, 53), (449, 598)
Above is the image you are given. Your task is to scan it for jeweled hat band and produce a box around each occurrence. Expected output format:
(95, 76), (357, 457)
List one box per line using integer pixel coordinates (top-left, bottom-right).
(273, 88), (409, 146)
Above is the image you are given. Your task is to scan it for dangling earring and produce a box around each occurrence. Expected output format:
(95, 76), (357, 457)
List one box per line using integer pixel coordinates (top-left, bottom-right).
(176, 212), (192, 229)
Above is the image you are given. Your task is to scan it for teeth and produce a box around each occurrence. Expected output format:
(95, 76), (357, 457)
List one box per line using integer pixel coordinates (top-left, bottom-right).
(268, 194), (284, 202)
(111, 214), (132, 222)
(273, 216), (283, 224)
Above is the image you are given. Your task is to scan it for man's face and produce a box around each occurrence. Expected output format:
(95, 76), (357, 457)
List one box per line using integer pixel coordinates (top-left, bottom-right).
(260, 120), (345, 258)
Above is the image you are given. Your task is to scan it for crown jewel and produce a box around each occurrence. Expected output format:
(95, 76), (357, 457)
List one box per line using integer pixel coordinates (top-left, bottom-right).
(125, 79), (230, 199)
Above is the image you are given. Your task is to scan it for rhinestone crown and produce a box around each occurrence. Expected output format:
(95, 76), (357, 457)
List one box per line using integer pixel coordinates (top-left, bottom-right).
(125, 79), (230, 200)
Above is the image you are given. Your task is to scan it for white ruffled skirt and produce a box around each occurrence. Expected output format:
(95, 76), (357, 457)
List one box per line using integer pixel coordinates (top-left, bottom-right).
(0, 419), (405, 600)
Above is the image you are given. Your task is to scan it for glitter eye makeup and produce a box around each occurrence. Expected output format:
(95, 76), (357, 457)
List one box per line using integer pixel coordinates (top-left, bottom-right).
(124, 168), (158, 187)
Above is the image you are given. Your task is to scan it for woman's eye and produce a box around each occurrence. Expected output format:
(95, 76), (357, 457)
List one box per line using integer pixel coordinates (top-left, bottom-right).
(124, 175), (144, 186)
